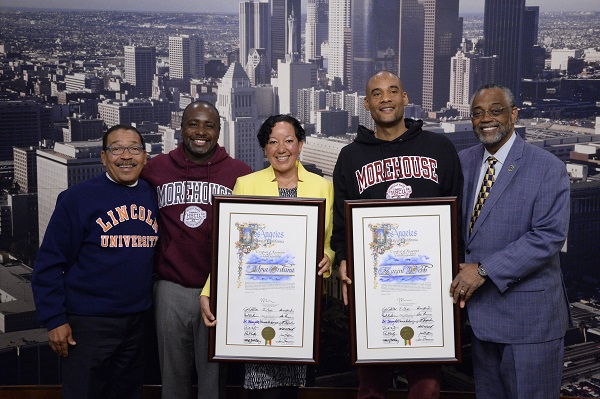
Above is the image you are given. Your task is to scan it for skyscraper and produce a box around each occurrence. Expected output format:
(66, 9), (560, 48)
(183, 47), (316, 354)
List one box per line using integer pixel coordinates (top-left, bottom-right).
(305, 0), (329, 62)
(521, 6), (539, 79)
(239, 1), (271, 75)
(448, 51), (498, 117)
(419, 0), (461, 112)
(327, 0), (351, 88)
(169, 34), (205, 81)
(483, 0), (526, 103)
(272, 0), (301, 65)
(124, 45), (156, 98)
(0, 101), (51, 161)
(398, 0), (425, 106)
(216, 62), (264, 171)
(351, 0), (399, 94)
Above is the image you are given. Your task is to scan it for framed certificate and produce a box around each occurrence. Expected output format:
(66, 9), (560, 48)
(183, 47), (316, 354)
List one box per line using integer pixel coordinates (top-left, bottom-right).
(346, 197), (461, 365)
(209, 195), (325, 364)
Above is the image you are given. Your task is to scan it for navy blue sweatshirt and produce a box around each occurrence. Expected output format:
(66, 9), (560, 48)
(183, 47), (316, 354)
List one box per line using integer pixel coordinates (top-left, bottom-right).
(32, 174), (159, 330)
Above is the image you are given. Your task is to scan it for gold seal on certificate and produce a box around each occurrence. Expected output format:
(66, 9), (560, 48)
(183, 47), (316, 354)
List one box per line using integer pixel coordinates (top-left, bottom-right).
(262, 327), (276, 346)
(400, 326), (414, 346)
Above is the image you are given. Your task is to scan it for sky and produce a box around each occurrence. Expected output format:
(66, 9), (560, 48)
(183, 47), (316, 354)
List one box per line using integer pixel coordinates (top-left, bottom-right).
(0, 0), (598, 14)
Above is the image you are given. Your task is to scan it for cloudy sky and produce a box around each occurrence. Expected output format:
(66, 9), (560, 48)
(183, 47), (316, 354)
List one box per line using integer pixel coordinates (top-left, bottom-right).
(0, 0), (598, 14)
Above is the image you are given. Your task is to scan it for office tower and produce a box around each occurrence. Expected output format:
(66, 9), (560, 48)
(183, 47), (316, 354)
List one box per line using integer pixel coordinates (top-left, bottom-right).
(64, 73), (103, 92)
(328, 0), (351, 88)
(216, 62), (264, 171)
(245, 48), (270, 86)
(297, 87), (327, 124)
(13, 147), (37, 193)
(351, 0), (399, 94)
(37, 142), (105, 242)
(448, 51), (498, 117)
(277, 60), (318, 117)
(0, 101), (51, 161)
(169, 35), (205, 81)
(272, 0), (301, 65)
(399, 0), (425, 106)
(239, 1), (271, 76)
(124, 45), (156, 98)
(98, 99), (171, 127)
(521, 6), (539, 79)
(419, 0), (461, 112)
(483, 0), (525, 104)
(64, 115), (104, 142)
(305, 0), (329, 62)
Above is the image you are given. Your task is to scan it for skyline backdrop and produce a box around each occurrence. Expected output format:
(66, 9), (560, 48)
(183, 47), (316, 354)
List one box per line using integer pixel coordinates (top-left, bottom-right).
(0, 0), (598, 14)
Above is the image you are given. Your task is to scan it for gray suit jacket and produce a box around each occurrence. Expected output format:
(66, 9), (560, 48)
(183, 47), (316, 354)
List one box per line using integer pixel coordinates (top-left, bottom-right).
(460, 133), (571, 344)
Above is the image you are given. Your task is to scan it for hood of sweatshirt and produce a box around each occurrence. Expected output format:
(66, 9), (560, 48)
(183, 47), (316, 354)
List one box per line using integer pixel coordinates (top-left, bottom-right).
(355, 118), (423, 146)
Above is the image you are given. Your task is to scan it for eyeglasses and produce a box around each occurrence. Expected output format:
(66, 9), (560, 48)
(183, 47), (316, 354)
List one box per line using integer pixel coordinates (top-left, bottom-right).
(104, 145), (145, 155)
(470, 106), (510, 119)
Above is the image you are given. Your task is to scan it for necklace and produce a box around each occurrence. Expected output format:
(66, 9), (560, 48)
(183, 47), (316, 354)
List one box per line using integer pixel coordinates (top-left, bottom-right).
(276, 176), (298, 188)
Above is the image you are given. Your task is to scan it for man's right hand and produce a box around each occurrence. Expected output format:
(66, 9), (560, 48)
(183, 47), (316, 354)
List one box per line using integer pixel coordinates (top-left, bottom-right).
(338, 260), (352, 306)
(48, 323), (76, 357)
(200, 295), (217, 327)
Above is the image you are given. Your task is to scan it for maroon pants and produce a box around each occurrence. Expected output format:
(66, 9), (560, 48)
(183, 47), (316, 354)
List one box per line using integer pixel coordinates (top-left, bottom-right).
(357, 364), (441, 399)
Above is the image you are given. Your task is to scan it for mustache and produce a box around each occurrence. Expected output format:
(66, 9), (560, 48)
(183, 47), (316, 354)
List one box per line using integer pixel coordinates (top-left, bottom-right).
(116, 162), (139, 167)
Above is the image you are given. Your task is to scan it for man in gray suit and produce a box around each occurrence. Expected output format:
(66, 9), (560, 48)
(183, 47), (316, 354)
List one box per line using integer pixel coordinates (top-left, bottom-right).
(450, 83), (571, 399)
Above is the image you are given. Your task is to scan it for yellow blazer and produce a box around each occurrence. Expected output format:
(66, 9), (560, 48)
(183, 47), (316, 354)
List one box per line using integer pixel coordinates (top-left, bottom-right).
(201, 161), (334, 296)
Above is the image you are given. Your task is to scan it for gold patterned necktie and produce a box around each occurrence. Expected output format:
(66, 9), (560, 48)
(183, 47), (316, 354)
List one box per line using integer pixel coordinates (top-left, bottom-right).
(469, 156), (498, 235)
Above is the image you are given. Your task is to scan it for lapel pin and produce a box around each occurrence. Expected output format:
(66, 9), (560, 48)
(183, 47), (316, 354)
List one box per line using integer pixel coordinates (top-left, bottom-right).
(508, 165), (514, 172)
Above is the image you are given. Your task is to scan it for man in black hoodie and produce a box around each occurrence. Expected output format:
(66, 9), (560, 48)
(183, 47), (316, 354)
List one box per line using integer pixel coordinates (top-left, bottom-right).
(331, 71), (463, 399)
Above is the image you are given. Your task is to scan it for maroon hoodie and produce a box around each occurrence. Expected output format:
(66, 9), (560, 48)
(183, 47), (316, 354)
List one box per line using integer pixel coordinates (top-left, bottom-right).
(141, 144), (252, 288)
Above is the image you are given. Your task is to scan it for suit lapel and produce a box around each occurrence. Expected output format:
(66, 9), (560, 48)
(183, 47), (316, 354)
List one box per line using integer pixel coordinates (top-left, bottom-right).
(469, 135), (525, 238)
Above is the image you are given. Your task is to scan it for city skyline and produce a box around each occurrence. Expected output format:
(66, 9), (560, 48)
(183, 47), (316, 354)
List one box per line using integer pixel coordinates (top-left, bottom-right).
(0, 0), (598, 14)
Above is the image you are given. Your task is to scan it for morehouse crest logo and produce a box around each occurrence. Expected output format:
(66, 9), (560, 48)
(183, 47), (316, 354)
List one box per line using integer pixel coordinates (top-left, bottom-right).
(386, 182), (412, 199)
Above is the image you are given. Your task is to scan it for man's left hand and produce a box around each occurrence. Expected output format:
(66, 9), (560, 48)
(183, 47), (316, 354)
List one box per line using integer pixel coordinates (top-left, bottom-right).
(450, 263), (486, 308)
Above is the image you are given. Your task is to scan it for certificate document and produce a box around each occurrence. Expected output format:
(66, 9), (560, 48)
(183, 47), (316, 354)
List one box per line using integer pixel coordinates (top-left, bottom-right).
(347, 198), (460, 364)
(211, 197), (324, 364)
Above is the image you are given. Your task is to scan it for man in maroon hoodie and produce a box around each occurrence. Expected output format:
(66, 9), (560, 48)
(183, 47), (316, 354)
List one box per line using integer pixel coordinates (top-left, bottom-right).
(141, 101), (251, 399)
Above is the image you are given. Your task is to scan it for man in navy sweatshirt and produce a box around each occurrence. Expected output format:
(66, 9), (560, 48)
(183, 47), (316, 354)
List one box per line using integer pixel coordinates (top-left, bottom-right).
(32, 124), (159, 399)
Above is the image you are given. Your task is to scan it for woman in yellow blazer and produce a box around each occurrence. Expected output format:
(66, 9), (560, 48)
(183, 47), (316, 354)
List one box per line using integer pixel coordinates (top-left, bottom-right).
(200, 114), (334, 399)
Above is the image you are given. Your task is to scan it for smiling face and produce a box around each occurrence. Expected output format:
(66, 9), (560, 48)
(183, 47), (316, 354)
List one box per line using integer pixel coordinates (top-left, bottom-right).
(264, 121), (304, 177)
(101, 128), (147, 185)
(181, 102), (221, 163)
(471, 87), (518, 154)
(364, 71), (409, 130)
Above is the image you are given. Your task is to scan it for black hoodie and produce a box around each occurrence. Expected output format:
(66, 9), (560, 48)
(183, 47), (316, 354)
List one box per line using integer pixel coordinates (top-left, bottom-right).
(331, 118), (463, 262)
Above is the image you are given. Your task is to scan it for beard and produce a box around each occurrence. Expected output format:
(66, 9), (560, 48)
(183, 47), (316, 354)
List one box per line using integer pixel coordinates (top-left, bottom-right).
(474, 120), (512, 147)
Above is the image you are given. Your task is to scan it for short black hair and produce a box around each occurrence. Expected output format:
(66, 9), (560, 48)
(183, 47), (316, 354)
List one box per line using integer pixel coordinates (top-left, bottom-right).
(257, 114), (306, 149)
(181, 100), (221, 129)
(102, 124), (144, 149)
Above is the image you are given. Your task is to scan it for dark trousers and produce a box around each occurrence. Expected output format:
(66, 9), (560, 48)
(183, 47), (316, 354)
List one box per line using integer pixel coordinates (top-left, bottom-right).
(61, 313), (146, 399)
(358, 364), (441, 399)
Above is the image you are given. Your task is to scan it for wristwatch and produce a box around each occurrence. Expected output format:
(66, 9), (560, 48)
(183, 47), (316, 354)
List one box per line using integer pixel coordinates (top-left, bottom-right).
(477, 262), (488, 277)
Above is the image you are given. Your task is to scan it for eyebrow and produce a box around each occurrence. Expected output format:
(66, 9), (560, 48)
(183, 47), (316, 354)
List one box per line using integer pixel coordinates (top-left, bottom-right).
(370, 85), (400, 94)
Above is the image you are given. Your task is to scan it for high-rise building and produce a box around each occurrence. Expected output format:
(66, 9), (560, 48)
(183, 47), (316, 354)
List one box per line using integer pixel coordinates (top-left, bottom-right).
(239, 1), (271, 76)
(0, 101), (52, 161)
(277, 60), (318, 118)
(36, 142), (105, 242)
(351, 0), (399, 94)
(98, 99), (171, 127)
(305, 0), (329, 62)
(399, 0), (425, 106)
(245, 48), (270, 86)
(419, 0), (461, 112)
(521, 6), (539, 79)
(169, 35), (205, 81)
(216, 62), (265, 172)
(63, 115), (104, 142)
(13, 147), (38, 193)
(483, 0), (525, 104)
(272, 0), (301, 65)
(124, 45), (156, 98)
(327, 0), (351, 88)
(448, 51), (498, 117)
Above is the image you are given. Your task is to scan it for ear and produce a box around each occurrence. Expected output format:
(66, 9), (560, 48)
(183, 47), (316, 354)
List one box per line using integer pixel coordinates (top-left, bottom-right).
(510, 106), (518, 124)
(101, 151), (108, 167)
(363, 97), (369, 110)
(298, 140), (304, 152)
